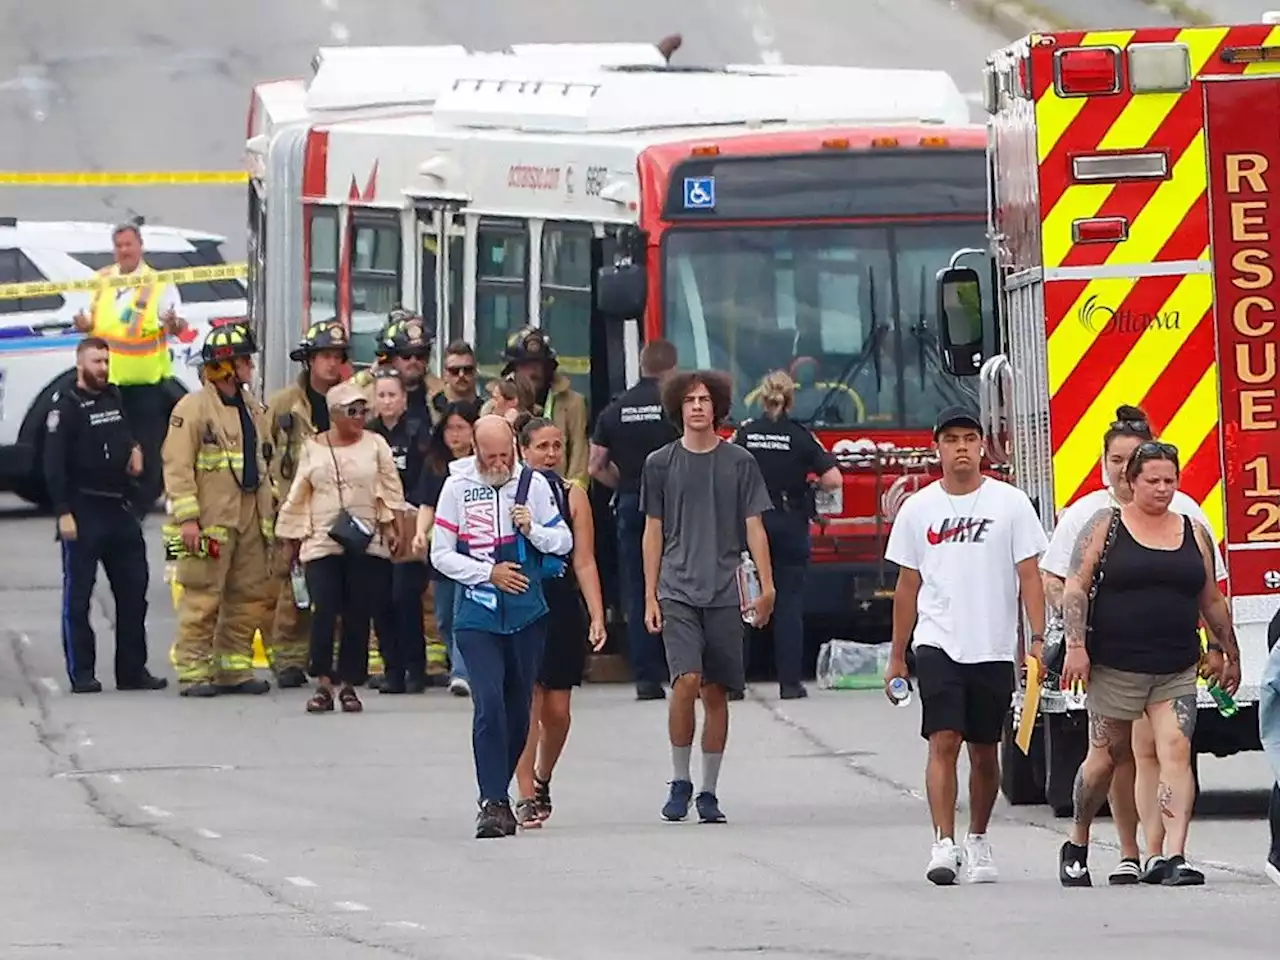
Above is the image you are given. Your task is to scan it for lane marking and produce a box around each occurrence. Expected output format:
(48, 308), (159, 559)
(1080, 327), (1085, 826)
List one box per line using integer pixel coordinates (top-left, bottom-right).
(108, 774), (122, 784)
(742, 1), (784, 66)
(387, 921), (423, 930)
(330, 22), (350, 43)
(195, 828), (221, 839)
(139, 805), (172, 818)
(242, 853), (269, 864)
(39, 677), (59, 694)
(78, 736), (93, 747)
(285, 876), (318, 888)
(321, 0), (338, 8)
(19, 633), (30, 645)
(333, 901), (369, 912)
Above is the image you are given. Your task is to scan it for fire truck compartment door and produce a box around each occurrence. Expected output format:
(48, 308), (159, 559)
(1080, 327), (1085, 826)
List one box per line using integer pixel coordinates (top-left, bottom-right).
(1203, 74), (1280, 629)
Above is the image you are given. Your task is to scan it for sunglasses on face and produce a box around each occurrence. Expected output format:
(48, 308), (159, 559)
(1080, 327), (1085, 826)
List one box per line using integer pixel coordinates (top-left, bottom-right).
(339, 402), (368, 418)
(446, 363), (475, 375)
(397, 350), (428, 361)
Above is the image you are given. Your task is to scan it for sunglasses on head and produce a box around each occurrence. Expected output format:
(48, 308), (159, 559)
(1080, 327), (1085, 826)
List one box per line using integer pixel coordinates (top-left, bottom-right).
(1136, 440), (1177, 457)
(1110, 418), (1150, 433)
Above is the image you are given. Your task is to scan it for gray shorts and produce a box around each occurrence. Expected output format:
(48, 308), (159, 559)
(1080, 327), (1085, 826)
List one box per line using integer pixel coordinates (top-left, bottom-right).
(660, 599), (746, 693)
(1088, 664), (1199, 721)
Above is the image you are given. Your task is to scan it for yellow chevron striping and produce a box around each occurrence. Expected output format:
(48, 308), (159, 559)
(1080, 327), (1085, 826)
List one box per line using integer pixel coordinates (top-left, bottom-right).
(1046, 135), (1208, 394)
(1052, 272), (1213, 509)
(1042, 185), (1113, 270)
(1159, 362), (1220, 481)
(1036, 31), (1136, 164)
(1201, 480), (1225, 547)
(1243, 26), (1280, 74)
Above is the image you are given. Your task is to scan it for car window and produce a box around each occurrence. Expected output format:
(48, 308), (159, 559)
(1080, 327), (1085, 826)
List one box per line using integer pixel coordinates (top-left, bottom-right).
(0, 248), (65, 315)
(70, 243), (244, 303)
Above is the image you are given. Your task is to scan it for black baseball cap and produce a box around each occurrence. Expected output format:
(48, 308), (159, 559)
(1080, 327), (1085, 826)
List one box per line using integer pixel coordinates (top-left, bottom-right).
(933, 405), (983, 439)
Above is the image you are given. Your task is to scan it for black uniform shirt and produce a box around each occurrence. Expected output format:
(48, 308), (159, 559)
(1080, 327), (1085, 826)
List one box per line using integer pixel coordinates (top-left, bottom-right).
(405, 383), (431, 426)
(220, 390), (260, 492)
(305, 384), (331, 433)
(370, 415), (426, 505)
(591, 376), (679, 494)
(732, 414), (837, 513)
(43, 382), (138, 515)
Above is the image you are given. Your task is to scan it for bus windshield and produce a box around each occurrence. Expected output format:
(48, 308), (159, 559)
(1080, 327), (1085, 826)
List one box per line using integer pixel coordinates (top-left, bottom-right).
(661, 222), (992, 429)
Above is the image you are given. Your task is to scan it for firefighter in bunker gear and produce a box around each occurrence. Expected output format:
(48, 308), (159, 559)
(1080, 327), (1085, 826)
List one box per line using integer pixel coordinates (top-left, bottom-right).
(163, 323), (276, 697)
(261, 318), (351, 687)
(501, 327), (589, 488)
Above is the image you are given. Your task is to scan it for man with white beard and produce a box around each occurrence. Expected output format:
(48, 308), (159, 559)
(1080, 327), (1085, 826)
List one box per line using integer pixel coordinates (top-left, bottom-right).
(431, 415), (574, 838)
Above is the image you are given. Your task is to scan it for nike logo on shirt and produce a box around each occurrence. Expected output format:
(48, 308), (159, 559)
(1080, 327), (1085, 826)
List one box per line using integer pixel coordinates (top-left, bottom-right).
(926, 517), (994, 545)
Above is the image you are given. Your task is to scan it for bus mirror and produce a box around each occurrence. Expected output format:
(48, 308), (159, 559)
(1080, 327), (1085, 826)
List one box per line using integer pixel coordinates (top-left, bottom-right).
(596, 262), (647, 321)
(936, 266), (985, 378)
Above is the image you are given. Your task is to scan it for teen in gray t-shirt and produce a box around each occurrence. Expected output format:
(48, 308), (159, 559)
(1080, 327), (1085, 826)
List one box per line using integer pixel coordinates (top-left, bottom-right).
(642, 440), (774, 608)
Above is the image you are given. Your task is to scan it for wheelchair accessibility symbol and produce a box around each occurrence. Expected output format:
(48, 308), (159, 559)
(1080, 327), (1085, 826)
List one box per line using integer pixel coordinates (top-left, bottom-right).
(683, 176), (716, 210)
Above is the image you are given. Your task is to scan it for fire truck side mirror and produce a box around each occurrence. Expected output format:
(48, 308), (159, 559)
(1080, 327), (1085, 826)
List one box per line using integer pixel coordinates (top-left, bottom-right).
(936, 266), (985, 378)
(595, 262), (647, 321)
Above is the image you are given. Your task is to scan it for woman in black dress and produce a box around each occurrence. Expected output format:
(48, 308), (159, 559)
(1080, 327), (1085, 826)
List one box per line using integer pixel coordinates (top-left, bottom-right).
(511, 415), (607, 827)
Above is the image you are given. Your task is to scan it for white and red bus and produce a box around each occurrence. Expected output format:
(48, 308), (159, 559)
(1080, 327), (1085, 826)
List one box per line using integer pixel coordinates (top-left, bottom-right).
(246, 42), (991, 640)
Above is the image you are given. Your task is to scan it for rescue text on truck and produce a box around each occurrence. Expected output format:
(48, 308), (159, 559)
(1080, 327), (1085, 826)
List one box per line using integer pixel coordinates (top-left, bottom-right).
(593, 128), (993, 640)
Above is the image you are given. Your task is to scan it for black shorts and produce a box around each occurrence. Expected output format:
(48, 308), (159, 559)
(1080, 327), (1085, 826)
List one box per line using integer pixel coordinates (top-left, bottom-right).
(537, 578), (588, 691)
(914, 645), (1015, 745)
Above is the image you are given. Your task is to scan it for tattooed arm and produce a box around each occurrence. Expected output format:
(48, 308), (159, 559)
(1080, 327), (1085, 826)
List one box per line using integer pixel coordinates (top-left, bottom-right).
(1191, 517), (1240, 664)
(1043, 573), (1065, 634)
(1061, 508), (1114, 650)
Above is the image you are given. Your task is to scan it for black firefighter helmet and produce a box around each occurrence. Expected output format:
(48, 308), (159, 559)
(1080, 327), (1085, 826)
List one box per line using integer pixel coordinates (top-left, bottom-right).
(376, 308), (434, 359)
(201, 321), (257, 364)
(501, 325), (558, 376)
(289, 317), (350, 363)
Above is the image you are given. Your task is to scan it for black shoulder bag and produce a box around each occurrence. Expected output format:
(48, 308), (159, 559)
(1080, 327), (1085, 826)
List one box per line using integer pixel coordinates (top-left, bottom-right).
(1042, 506), (1121, 679)
(324, 436), (374, 555)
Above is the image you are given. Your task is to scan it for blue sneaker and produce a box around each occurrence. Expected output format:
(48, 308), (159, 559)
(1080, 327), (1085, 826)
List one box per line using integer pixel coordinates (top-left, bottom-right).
(662, 779), (694, 821)
(696, 791), (726, 823)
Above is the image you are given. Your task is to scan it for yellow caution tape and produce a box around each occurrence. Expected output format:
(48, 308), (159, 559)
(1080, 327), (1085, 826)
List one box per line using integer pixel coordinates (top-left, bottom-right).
(0, 262), (247, 301)
(0, 170), (248, 186)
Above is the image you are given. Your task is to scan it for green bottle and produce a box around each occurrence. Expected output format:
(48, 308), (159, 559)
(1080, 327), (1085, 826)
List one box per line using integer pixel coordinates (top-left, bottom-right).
(1208, 682), (1238, 718)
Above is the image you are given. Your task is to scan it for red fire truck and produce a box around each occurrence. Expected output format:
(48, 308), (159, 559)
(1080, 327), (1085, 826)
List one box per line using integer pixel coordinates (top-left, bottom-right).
(247, 41), (991, 644)
(936, 23), (1279, 814)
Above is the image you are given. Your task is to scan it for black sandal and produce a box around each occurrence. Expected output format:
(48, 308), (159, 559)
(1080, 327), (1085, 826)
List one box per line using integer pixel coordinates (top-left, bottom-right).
(1161, 855), (1204, 886)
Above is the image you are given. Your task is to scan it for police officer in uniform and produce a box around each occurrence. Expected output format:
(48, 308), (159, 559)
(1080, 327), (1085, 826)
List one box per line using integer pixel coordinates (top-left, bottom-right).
(589, 338), (679, 700)
(45, 336), (167, 694)
(261, 318), (351, 688)
(732, 370), (841, 699)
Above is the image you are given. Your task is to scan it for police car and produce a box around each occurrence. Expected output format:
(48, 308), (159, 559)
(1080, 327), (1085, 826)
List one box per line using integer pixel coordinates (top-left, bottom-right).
(0, 218), (247, 505)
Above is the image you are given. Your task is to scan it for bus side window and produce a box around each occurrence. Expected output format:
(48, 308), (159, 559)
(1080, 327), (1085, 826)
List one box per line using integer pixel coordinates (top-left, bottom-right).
(475, 218), (529, 379)
(540, 221), (593, 397)
(349, 214), (402, 363)
(307, 206), (339, 326)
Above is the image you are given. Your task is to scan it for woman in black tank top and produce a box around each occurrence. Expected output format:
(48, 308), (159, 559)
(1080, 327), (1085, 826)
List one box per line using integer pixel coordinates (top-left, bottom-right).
(509, 416), (608, 829)
(1056, 442), (1240, 888)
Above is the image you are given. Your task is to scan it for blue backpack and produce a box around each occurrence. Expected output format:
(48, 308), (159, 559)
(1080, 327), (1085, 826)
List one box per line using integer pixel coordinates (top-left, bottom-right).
(514, 465), (568, 582)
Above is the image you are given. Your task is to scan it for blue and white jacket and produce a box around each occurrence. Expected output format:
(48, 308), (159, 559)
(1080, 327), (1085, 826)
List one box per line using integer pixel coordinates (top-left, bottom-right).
(429, 455), (573, 635)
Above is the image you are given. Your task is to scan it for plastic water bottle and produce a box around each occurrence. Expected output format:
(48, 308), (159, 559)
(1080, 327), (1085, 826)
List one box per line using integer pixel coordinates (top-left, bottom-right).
(888, 676), (913, 707)
(736, 551), (761, 625)
(1208, 682), (1238, 718)
(290, 562), (311, 610)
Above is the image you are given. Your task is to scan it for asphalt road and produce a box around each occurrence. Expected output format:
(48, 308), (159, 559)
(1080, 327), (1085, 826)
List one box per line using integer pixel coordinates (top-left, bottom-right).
(1, 493), (1277, 959)
(0, 0), (1006, 257)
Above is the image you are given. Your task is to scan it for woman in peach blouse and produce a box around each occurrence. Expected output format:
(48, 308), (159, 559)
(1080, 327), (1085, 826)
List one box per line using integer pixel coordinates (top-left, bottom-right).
(275, 381), (408, 714)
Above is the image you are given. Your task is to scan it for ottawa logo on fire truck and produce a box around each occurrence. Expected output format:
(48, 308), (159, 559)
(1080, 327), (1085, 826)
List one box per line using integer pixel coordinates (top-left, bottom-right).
(1077, 294), (1180, 336)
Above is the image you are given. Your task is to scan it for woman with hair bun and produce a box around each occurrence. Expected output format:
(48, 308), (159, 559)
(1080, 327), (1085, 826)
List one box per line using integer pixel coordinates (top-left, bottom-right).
(731, 370), (841, 699)
(1040, 404), (1231, 885)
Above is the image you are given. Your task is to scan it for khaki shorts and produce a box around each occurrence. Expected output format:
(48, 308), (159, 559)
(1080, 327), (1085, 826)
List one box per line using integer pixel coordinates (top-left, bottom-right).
(1087, 664), (1198, 721)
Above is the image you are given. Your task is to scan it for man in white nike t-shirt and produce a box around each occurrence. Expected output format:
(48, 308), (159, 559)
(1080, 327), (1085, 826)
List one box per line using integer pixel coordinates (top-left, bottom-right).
(884, 406), (1048, 886)
(1040, 405), (1227, 885)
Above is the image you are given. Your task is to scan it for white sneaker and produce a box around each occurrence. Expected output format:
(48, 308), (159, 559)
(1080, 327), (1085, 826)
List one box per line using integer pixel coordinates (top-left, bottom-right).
(448, 677), (471, 698)
(927, 837), (961, 885)
(1266, 857), (1280, 888)
(964, 833), (998, 883)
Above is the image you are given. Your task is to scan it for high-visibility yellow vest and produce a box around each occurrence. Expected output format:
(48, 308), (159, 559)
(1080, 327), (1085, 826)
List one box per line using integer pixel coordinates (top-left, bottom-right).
(91, 266), (172, 386)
